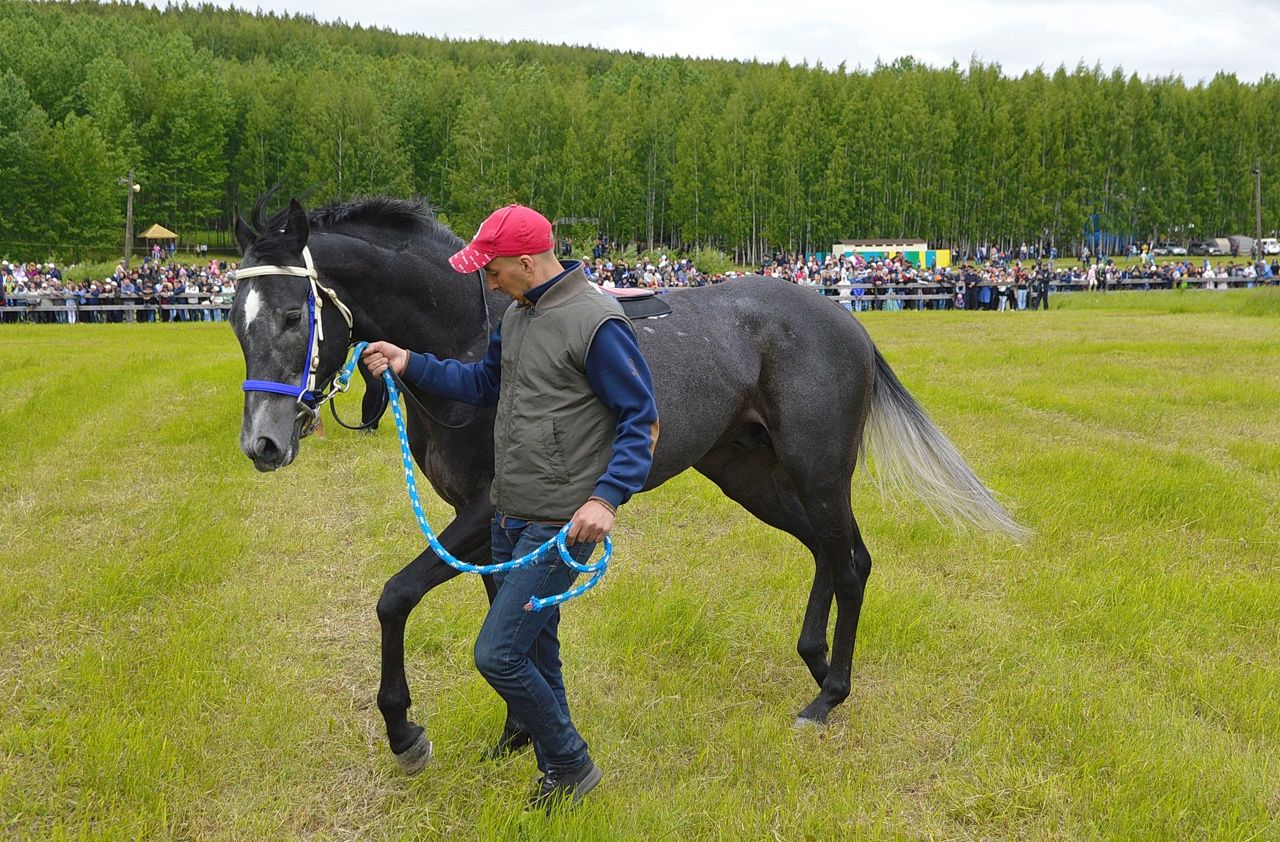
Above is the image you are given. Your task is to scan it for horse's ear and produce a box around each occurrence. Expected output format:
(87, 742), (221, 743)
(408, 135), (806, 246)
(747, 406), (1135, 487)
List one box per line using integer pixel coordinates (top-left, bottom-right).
(285, 199), (310, 251)
(233, 211), (255, 256)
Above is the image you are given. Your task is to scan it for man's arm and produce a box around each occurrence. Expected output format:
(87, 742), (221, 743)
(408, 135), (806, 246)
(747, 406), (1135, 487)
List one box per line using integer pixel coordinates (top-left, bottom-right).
(566, 318), (659, 545)
(361, 327), (503, 407)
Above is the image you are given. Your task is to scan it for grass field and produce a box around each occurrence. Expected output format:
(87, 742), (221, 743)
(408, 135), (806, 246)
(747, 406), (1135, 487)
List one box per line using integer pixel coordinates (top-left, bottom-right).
(2, 289), (1278, 840)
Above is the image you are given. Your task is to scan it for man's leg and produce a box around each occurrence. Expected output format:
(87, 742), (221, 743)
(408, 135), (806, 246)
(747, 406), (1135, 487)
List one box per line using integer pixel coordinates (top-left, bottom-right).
(474, 522), (592, 774)
(527, 599), (570, 774)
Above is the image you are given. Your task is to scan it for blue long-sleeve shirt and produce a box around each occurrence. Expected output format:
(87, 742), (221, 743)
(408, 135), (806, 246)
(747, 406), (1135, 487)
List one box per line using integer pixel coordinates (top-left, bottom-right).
(402, 265), (658, 511)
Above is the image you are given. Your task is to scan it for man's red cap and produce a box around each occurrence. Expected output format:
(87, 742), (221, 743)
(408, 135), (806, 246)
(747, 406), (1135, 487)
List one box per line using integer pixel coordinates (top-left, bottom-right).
(449, 204), (554, 273)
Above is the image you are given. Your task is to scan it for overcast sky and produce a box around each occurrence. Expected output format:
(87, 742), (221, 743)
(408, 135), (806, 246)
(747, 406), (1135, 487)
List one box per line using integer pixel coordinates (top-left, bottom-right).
(196, 0), (1277, 83)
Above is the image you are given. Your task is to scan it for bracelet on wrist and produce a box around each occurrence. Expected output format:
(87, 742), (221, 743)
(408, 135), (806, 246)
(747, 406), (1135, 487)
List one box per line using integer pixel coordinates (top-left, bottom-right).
(588, 496), (617, 515)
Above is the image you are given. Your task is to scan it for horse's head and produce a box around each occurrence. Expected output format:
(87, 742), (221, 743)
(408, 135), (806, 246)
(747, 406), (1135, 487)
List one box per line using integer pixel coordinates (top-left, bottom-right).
(230, 196), (353, 471)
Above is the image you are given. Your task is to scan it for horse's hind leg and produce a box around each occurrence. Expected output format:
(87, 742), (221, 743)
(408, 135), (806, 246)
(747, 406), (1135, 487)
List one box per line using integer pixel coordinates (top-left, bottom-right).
(798, 567), (834, 687)
(743, 406), (868, 725)
(694, 443), (833, 689)
(793, 483), (871, 726)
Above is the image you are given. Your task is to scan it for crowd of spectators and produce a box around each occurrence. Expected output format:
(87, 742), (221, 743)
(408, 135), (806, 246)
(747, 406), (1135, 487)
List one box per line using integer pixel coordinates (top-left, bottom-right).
(582, 254), (722, 288)
(746, 250), (1280, 311)
(576, 239), (1280, 313)
(1, 256), (238, 324)
(6, 242), (1278, 324)
(560, 231), (726, 288)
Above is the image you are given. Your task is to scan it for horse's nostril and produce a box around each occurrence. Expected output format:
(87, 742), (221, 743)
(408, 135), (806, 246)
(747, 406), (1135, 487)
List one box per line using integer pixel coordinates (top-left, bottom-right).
(254, 437), (281, 461)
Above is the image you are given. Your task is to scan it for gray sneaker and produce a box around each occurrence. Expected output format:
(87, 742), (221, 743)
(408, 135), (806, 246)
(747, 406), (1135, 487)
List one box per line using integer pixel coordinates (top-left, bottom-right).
(527, 760), (604, 812)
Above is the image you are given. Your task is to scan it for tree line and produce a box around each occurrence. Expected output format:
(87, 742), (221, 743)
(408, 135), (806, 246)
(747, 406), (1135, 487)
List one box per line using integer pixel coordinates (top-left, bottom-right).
(3, 1), (1278, 263)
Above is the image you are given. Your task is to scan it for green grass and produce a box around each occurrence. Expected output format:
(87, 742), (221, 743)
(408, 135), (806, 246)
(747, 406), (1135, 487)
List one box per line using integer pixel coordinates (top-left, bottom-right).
(2, 290), (1278, 840)
(1056, 286), (1280, 317)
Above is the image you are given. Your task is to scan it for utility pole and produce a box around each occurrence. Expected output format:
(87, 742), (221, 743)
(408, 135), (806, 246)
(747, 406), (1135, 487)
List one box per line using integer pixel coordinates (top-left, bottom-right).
(118, 169), (139, 269)
(1254, 161), (1262, 263)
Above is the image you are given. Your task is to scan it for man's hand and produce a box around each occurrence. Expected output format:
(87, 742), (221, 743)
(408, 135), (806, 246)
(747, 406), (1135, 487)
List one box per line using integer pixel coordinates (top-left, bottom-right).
(566, 499), (615, 546)
(362, 341), (409, 379)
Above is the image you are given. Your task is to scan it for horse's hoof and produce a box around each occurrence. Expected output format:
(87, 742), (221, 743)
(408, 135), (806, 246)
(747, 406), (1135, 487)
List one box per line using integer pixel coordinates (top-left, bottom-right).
(395, 731), (433, 775)
(793, 715), (826, 730)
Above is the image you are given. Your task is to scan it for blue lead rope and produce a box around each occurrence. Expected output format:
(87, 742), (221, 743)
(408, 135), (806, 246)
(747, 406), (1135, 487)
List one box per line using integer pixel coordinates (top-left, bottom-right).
(339, 342), (611, 612)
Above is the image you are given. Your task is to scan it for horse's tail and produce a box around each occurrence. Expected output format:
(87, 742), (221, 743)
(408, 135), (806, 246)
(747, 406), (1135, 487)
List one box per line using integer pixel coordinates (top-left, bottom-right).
(862, 347), (1030, 541)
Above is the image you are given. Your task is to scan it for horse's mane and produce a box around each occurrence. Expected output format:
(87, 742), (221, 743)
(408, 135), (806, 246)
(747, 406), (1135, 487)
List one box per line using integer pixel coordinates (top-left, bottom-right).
(308, 196), (441, 232)
(247, 191), (452, 261)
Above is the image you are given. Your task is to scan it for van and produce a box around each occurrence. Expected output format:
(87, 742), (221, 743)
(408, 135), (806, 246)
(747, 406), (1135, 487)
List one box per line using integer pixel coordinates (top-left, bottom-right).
(1262, 238), (1280, 255)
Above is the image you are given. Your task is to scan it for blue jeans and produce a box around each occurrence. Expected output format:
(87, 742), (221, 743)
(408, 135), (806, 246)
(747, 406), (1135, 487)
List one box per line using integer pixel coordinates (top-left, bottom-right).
(474, 517), (595, 774)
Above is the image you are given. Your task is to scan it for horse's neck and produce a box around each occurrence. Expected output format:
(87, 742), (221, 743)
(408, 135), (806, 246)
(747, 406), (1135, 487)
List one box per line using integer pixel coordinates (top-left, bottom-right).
(324, 245), (492, 361)
(359, 284), (493, 363)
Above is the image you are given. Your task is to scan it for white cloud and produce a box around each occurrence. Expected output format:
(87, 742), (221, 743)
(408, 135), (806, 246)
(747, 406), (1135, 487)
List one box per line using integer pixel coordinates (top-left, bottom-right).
(205, 0), (1279, 83)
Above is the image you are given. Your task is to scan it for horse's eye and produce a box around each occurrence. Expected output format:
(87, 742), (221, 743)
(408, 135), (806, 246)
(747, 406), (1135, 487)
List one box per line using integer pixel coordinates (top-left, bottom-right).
(284, 310), (302, 328)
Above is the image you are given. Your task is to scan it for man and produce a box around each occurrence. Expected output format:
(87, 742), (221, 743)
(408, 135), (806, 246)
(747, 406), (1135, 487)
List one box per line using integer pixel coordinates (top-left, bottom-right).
(361, 204), (659, 811)
(1032, 264), (1051, 310)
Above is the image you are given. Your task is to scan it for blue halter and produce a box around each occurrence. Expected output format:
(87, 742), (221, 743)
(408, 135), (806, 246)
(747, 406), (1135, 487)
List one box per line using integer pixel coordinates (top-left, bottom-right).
(241, 297), (318, 404)
(237, 246), (354, 414)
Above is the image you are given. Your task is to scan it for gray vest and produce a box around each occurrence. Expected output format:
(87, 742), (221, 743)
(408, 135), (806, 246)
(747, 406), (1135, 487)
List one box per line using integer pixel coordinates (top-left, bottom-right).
(490, 265), (629, 521)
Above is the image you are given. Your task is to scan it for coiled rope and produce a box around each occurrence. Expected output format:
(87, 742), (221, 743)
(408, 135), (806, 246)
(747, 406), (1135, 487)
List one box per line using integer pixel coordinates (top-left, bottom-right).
(339, 342), (611, 612)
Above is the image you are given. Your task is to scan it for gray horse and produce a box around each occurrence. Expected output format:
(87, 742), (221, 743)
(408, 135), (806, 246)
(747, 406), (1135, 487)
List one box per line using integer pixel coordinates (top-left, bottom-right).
(230, 195), (1025, 773)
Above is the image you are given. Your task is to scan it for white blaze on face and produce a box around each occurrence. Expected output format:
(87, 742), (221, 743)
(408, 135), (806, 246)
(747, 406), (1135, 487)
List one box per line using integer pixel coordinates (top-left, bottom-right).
(243, 287), (262, 327)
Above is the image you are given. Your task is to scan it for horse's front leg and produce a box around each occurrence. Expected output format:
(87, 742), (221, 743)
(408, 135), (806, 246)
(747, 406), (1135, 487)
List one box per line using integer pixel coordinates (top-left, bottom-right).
(376, 493), (491, 774)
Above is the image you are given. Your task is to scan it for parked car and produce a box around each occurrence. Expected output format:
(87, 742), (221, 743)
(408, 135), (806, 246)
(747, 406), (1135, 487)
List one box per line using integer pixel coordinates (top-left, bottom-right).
(1262, 237), (1280, 255)
(1189, 239), (1223, 255)
(1152, 241), (1188, 256)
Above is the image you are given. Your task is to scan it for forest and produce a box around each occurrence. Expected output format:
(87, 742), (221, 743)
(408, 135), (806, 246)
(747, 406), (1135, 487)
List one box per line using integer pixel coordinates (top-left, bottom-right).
(2, 0), (1278, 262)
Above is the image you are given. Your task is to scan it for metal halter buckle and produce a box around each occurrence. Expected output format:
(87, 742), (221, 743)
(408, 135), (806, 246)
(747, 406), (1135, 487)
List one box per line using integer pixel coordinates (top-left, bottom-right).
(296, 400), (321, 438)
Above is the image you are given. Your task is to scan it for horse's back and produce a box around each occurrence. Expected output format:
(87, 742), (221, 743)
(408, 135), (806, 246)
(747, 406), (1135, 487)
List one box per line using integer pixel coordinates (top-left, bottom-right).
(635, 277), (877, 486)
(642, 275), (872, 358)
